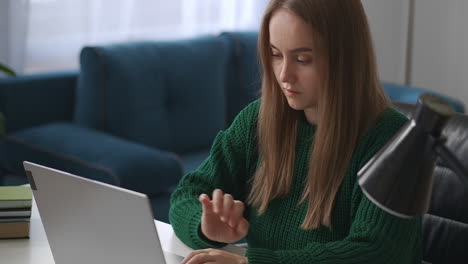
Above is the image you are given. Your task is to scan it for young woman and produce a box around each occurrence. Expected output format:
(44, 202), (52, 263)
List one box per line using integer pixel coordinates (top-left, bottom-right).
(170, 0), (422, 263)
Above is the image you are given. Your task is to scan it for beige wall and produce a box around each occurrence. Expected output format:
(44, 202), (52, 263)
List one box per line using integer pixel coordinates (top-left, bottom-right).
(362, 0), (410, 84)
(411, 0), (468, 106)
(363, 0), (468, 106)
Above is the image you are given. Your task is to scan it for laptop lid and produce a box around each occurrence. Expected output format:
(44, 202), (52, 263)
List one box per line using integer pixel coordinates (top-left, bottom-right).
(23, 161), (170, 264)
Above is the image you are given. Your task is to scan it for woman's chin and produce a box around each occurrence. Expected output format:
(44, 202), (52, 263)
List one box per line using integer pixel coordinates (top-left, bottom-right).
(286, 99), (305, 111)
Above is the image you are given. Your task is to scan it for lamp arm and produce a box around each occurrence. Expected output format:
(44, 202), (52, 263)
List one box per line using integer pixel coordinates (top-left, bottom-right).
(434, 140), (468, 186)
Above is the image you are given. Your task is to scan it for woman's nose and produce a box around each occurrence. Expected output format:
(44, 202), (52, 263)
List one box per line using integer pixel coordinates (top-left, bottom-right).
(279, 62), (296, 84)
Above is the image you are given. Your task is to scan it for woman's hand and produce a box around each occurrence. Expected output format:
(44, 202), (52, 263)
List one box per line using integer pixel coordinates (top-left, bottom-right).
(199, 189), (249, 244)
(182, 248), (248, 264)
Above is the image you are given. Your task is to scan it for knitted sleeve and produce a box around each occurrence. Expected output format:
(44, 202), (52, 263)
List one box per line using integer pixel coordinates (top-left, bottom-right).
(246, 195), (422, 264)
(169, 100), (260, 250)
(246, 107), (422, 264)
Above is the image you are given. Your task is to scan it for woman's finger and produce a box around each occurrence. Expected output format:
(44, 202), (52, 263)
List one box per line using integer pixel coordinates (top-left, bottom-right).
(228, 201), (245, 228)
(199, 193), (214, 216)
(199, 193), (210, 203)
(182, 249), (205, 264)
(212, 189), (224, 214)
(222, 193), (234, 222)
(183, 250), (214, 264)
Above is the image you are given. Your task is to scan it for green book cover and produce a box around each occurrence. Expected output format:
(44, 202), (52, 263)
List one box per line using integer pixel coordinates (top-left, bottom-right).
(0, 186), (33, 209)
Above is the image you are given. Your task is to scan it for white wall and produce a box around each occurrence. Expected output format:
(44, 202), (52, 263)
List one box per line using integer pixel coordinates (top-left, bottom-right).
(0, 0), (29, 75)
(411, 0), (468, 106)
(0, 1), (10, 69)
(362, 0), (410, 84)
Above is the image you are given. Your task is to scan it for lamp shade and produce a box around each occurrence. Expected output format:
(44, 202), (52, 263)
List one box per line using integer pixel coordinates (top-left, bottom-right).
(358, 94), (455, 218)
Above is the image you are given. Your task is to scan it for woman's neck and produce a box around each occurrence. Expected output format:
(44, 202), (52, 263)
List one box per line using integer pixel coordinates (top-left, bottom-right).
(304, 108), (318, 125)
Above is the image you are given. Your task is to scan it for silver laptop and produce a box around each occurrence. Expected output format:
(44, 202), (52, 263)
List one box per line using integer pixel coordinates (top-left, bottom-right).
(23, 161), (184, 264)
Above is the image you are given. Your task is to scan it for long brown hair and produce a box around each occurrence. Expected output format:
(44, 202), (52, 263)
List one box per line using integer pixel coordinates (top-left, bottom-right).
(247, 0), (389, 230)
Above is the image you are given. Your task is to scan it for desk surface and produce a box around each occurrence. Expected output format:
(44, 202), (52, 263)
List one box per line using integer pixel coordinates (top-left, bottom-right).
(0, 199), (245, 264)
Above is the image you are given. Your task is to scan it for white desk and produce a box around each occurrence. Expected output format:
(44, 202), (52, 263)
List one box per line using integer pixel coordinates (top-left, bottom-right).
(0, 200), (245, 264)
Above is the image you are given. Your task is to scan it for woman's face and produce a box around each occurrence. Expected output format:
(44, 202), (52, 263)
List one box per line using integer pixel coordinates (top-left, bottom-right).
(269, 8), (325, 116)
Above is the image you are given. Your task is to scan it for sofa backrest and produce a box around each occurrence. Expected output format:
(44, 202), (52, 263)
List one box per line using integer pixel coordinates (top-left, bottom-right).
(220, 32), (262, 125)
(393, 102), (468, 263)
(73, 31), (465, 155)
(75, 36), (228, 154)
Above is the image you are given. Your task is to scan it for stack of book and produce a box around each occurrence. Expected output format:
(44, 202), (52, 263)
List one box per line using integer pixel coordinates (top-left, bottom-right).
(0, 186), (33, 239)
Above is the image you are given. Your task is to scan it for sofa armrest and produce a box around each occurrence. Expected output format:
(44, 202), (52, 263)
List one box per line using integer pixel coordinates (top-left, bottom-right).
(0, 71), (77, 133)
(0, 122), (183, 196)
(383, 82), (465, 113)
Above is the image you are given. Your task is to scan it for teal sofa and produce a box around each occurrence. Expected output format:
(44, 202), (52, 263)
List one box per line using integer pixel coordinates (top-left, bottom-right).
(0, 31), (464, 222)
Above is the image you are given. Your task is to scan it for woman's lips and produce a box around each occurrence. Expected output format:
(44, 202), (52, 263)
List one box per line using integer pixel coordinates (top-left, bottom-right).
(284, 88), (300, 96)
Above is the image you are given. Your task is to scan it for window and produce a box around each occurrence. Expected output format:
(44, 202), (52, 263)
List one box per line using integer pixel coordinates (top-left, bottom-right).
(24, 0), (268, 73)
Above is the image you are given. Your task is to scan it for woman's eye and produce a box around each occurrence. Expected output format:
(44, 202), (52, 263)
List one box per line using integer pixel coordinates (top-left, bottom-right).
(296, 57), (311, 64)
(271, 52), (281, 57)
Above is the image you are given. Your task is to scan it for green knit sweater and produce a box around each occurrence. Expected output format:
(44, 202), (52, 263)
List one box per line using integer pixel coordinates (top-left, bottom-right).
(170, 99), (422, 264)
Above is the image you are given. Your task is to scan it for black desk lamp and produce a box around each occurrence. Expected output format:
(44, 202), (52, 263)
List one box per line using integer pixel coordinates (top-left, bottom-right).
(358, 93), (468, 218)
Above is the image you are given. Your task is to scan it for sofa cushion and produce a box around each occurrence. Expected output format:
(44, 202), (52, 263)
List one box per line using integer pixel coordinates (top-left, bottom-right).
(0, 123), (183, 196)
(150, 195), (172, 223)
(179, 149), (211, 175)
(76, 36), (228, 153)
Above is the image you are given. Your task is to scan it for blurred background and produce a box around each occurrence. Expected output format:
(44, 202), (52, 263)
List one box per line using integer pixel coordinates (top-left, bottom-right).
(0, 0), (467, 107)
